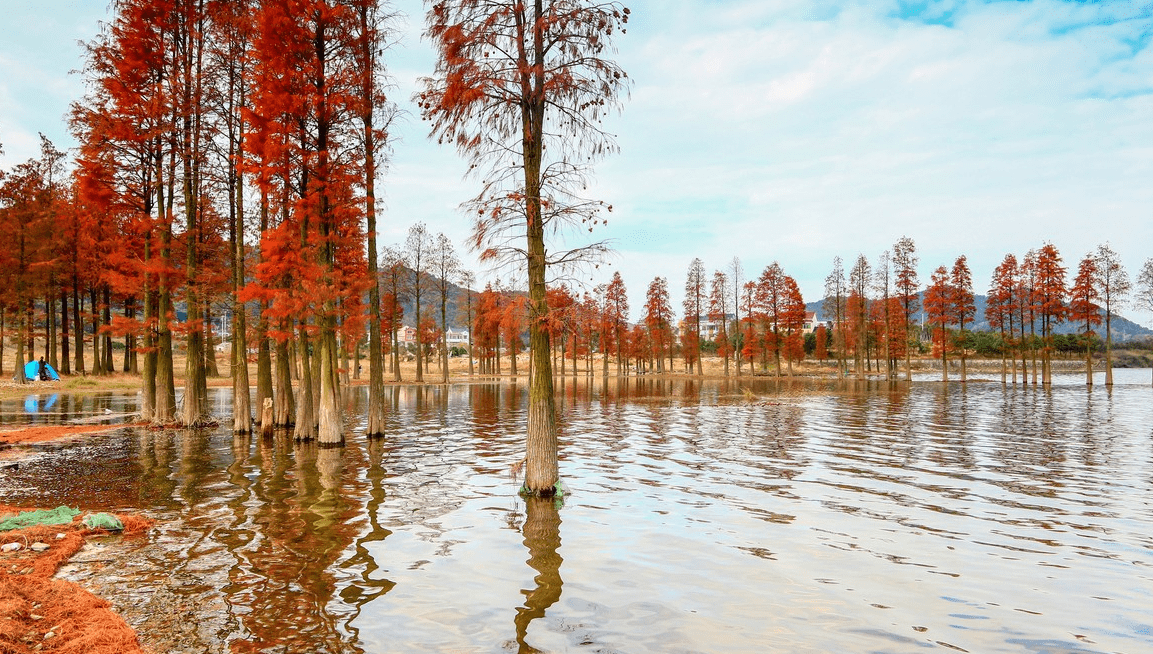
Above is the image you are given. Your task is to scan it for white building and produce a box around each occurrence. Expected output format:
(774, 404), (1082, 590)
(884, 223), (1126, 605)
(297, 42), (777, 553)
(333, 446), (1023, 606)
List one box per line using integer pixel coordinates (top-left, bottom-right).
(445, 327), (470, 347)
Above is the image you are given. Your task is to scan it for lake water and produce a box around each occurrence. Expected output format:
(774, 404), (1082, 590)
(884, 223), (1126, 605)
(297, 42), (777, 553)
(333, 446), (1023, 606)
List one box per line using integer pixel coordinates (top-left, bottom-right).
(1, 371), (1152, 653)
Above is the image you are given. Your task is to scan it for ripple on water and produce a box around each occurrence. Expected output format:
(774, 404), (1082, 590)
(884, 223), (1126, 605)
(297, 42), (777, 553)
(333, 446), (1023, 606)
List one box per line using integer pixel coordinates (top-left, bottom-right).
(1, 374), (1151, 653)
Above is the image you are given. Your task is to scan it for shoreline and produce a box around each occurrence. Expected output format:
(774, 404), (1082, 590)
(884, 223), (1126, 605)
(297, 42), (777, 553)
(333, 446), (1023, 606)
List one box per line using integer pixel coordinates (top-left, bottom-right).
(0, 354), (1144, 402)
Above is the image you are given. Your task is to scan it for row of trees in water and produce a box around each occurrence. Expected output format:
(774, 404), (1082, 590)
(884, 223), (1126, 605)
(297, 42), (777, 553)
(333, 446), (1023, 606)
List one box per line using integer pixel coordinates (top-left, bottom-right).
(525, 238), (1153, 388)
(3, 1), (1150, 493)
(822, 239), (1153, 386)
(0, 0), (633, 496)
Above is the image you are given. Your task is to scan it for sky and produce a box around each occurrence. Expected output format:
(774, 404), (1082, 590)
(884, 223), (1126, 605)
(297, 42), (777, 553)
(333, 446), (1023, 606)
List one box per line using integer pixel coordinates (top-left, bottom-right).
(1, 0), (1152, 327)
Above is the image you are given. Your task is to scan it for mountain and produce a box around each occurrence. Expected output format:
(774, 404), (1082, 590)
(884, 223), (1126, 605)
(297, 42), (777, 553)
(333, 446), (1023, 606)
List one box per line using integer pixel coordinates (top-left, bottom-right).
(806, 293), (1153, 342)
(391, 266), (479, 331)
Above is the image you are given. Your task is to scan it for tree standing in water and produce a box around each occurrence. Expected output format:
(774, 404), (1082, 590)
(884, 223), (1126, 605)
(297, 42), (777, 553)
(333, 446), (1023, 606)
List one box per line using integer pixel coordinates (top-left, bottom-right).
(1136, 258), (1153, 386)
(1093, 243), (1129, 386)
(1069, 253), (1101, 386)
(683, 258), (706, 376)
(1034, 243), (1068, 385)
(892, 236), (919, 381)
(949, 256), (974, 382)
(923, 265), (952, 382)
(418, 0), (630, 496)
(823, 257), (847, 378)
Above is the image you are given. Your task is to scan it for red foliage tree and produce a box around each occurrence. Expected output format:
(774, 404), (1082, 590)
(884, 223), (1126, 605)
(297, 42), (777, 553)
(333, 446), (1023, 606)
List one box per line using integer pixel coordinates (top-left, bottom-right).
(814, 325), (828, 364)
(643, 277), (673, 373)
(923, 265), (953, 381)
(604, 272), (629, 375)
(755, 263), (786, 376)
(780, 275), (806, 376)
(1033, 243), (1067, 385)
(1069, 253), (1101, 385)
(949, 255), (975, 382)
(986, 254), (1019, 383)
(892, 236), (919, 380)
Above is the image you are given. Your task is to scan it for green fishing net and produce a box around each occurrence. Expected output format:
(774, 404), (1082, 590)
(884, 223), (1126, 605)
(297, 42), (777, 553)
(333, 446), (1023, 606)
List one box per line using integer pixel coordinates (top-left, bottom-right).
(0, 506), (80, 532)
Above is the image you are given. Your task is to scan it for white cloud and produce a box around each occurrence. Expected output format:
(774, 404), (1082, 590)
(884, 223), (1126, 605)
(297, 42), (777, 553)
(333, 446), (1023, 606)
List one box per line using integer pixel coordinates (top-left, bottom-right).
(3, 0), (1152, 328)
(577, 0), (1153, 324)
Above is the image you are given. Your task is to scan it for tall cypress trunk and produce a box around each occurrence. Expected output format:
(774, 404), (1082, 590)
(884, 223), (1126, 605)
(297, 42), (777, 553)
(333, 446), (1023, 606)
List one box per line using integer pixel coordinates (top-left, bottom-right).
(47, 294), (57, 370)
(59, 290), (69, 375)
(1085, 337), (1093, 387)
(232, 153), (251, 433)
(180, 4), (208, 427)
(89, 287), (101, 376)
(102, 285), (113, 374)
(123, 301), (134, 373)
(958, 318), (967, 382)
(142, 242), (157, 422)
(155, 143), (178, 424)
(521, 0), (558, 496)
(295, 329), (316, 441)
(1104, 311), (1114, 386)
(255, 191), (273, 427)
(72, 275), (84, 375)
(940, 325), (949, 383)
(317, 326), (343, 445)
(274, 334), (294, 427)
(205, 303), (220, 378)
(14, 316), (27, 385)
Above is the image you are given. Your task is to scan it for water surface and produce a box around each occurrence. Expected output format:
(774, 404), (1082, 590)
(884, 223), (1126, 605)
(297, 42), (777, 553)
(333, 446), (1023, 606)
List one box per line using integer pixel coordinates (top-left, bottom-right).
(1, 372), (1152, 653)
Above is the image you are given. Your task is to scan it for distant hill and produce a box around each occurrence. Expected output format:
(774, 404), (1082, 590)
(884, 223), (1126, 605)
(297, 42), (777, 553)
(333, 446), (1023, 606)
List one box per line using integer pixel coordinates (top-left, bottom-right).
(390, 266), (478, 331)
(807, 293), (1153, 342)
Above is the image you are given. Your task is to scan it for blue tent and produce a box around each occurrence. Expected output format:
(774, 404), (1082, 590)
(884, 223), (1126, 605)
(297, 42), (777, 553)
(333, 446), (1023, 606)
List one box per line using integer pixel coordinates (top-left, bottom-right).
(23, 360), (60, 381)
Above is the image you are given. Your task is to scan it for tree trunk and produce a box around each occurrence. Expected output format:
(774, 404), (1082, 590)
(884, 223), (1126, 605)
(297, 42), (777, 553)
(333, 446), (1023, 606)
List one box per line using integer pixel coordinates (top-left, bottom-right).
(940, 328), (948, 383)
(441, 296), (450, 383)
(522, 41), (559, 495)
(14, 316), (27, 385)
(47, 295), (57, 371)
(256, 304), (273, 426)
(232, 183), (251, 433)
(294, 328), (315, 441)
(317, 326), (343, 446)
(999, 328), (1007, 384)
(102, 285), (113, 374)
(59, 290), (69, 375)
(205, 304), (220, 378)
(72, 276), (84, 375)
(1104, 313), (1113, 386)
(141, 290), (156, 422)
(1085, 344), (1093, 387)
(155, 207), (177, 423)
(255, 190), (274, 427)
(274, 334), (294, 427)
(959, 323), (967, 383)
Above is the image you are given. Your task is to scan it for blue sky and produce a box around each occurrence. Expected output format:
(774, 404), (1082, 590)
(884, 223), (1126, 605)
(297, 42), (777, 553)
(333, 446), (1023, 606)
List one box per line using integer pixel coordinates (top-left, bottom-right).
(2, 0), (1151, 327)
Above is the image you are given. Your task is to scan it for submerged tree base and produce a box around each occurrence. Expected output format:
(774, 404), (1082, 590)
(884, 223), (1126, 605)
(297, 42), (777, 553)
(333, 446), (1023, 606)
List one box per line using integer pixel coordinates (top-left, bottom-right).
(519, 481), (566, 500)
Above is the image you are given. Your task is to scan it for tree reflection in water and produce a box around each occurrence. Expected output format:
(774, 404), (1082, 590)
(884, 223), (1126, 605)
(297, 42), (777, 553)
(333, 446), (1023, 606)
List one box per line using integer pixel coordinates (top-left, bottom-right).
(514, 496), (564, 653)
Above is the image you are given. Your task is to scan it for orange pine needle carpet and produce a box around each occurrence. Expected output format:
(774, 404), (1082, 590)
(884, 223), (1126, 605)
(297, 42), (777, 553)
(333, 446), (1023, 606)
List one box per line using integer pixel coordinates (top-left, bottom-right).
(0, 510), (153, 654)
(0, 424), (129, 447)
